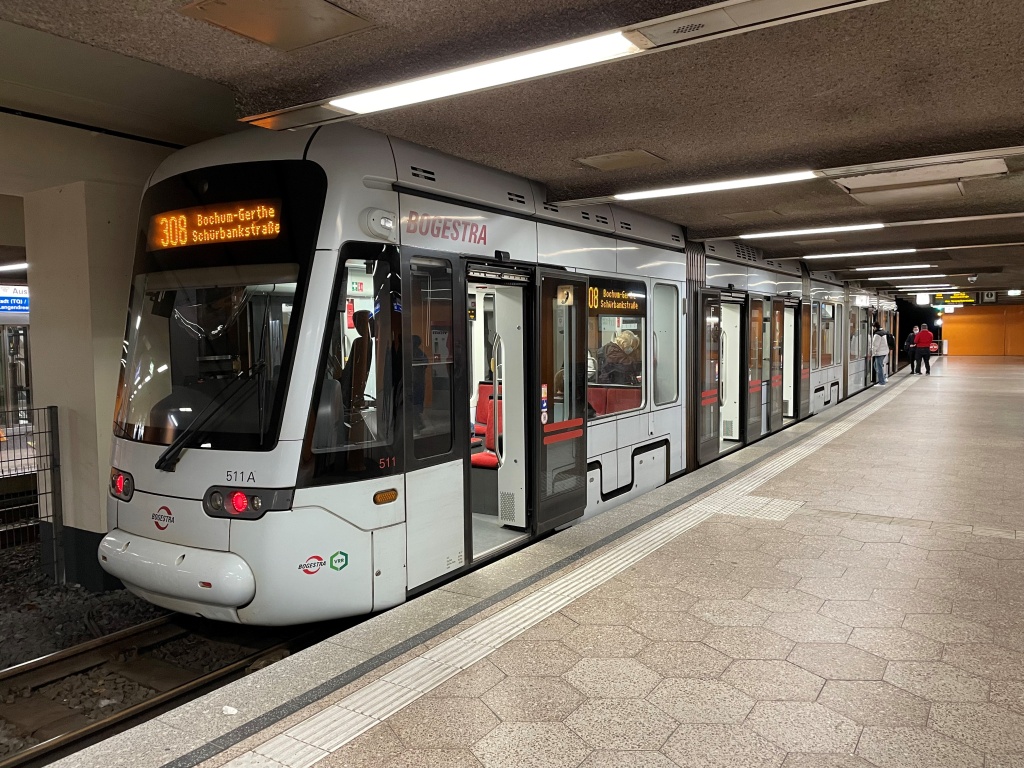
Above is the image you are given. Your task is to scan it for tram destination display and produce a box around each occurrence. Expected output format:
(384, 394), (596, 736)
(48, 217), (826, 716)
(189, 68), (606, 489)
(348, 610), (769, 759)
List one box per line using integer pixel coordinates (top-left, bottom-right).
(147, 199), (282, 251)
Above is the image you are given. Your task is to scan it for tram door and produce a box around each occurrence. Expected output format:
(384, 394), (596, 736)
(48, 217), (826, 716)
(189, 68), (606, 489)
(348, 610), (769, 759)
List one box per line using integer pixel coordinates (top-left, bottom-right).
(466, 265), (529, 560)
(769, 299), (785, 430)
(746, 296), (767, 440)
(697, 290), (722, 465)
(535, 272), (588, 533)
(798, 301), (812, 418)
(782, 303), (796, 420)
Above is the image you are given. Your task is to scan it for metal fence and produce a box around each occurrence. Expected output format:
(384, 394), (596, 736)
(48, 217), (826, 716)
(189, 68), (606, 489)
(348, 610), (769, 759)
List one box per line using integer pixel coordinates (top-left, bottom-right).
(0, 406), (64, 582)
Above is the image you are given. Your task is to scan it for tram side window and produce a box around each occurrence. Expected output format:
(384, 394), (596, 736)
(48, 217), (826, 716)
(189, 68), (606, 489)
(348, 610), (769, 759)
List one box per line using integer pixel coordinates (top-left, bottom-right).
(587, 276), (646, 417)
(820, 303), (835, 367)
(834, 304), (844, 363)
(409, 259), (454, 459)
(652, 283), (679, 406)
(308, 250), (402, 483)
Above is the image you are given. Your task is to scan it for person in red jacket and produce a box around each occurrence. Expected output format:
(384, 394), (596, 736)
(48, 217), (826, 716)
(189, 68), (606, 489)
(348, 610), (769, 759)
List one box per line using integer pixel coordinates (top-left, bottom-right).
(914, 322), (934, 375)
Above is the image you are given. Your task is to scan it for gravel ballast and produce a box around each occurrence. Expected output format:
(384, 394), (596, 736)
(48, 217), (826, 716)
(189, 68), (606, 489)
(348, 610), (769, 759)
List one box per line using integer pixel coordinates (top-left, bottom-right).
(0, 544), (165, 669)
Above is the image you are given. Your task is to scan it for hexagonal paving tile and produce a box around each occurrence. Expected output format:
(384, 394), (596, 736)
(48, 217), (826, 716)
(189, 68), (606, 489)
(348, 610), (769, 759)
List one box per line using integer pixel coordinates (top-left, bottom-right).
(943, 643), (1024, 680)
(389, 697), (500, 749)
(744, 588), (824, 613)
(560, 625), (647, 657)
(662, 723), (786, 768)
(990, 682), (1024, 714)
(629, 611), (711, 642)
(472, 722), (590, 768)
(691, 599), (771, 627)
(578, 750), (680, 768)
(489, 641), (581, 678)
(427, 660), (506, 699)
(787, 643), (886, 680)
(515, 614), (578, 643)
(565, 698), (677, 750)
(847, 628), (943, 661)
(817, 681), (930, 726)
(855, 726), (983, 768)
(561, 594), (640, 626)
(704, 627), (795, 660)
(883, 661), (989, 702)
(677, 576), (751, 600)
(870, 588), (951, 614)
(764, 612), (853, 644)
(384, 749), (483, 768)
(818, 600), (905, 628)
(728, 566), (803, 589)
(781, 755), (876, 767)
(721, 660), (825, 701)
(637, 641), (732, 678)
(648, 678), (754, 723)
(562, 657), (662, 698)
(746, 701), (861, 753)
(776, 559), (848, 579)
(618, 585), (698, 612)
(481, 677), (584, 722)
(902, 613), (994, 644)
(929, 703), (1024, 754)
(795, 578), (876, 601)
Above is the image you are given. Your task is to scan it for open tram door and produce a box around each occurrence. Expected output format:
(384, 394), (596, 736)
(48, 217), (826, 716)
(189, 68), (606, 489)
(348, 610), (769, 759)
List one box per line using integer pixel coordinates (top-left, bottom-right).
(534, 271), (589, 534)
(465, 263), (531, 560)
(696, 290), (723, 465)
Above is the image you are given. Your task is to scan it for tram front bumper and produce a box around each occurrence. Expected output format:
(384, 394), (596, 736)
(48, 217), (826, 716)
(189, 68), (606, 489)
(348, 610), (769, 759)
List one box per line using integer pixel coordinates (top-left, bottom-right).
(99, 528), (255, 620)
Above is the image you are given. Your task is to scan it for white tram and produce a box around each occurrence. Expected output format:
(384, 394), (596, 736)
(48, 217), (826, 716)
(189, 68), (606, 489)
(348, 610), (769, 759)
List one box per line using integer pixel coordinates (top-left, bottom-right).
(99, 122), (897, 625)
(99, 123), (688, 624)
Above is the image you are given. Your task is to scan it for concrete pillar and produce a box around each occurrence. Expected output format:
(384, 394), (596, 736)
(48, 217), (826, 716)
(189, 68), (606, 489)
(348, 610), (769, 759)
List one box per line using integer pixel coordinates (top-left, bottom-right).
(24, 181), (140, 589)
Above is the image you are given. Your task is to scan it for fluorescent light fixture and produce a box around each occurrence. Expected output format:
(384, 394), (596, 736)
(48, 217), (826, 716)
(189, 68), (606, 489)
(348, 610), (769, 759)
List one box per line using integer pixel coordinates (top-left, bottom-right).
(804, 248), (916, 260)
(853, 264), (936, 272)
(330, 32), (641, 114)
(896, 284), (952, 290)
(868, 274), (946, 281)
(0, 262), (28, 272)
(1009, 289), (1022, 296)
(614, 170), (816, 201)
(740, 223), (884, 240)
(916, 293), (930, 305)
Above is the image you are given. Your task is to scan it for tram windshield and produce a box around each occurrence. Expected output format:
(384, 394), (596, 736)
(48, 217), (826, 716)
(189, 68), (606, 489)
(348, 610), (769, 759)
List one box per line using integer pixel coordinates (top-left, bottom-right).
(114, 265), (299, 450)
(112, 159), (326, 453)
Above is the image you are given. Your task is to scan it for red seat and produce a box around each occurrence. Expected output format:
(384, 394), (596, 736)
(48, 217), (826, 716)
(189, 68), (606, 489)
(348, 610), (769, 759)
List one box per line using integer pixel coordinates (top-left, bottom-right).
(587, 387), (608, 416)
(471, 401), (503, 469)
(606, 387), (641, 414)
(474, 382), (501, 436)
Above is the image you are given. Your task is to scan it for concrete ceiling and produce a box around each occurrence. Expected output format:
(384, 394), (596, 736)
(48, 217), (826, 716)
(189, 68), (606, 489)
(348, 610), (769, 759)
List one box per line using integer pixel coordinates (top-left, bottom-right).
(1, 0), (1022, 290)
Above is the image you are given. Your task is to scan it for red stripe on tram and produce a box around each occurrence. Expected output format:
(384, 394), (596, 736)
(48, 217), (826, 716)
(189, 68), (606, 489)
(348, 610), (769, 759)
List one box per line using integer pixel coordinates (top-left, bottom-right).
(543, 429), (584, 445)
(544, 418), (583, 433)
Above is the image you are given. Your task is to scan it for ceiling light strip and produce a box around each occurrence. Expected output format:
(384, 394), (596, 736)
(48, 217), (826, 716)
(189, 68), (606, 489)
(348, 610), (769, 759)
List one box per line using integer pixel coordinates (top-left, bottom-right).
(613, 171), (817, 201)
(867, 274), (946, 281)
(853, 264), (936, 271)
(330, 33), (642, 114)
(739, 223), (884, 240)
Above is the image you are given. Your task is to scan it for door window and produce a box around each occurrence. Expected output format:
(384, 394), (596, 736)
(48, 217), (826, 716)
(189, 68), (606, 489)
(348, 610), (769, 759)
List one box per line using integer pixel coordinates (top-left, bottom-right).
(587, 276), (646, 416)
(652, 283), (679, 406)
(305, 246), (402, 484)
(820, 303), (835, 367)
(409, 259), (454, 459)
(811, 301), (820, 370)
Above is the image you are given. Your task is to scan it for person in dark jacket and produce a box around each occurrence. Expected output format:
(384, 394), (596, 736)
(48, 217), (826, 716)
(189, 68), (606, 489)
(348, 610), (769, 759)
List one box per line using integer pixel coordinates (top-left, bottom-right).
(905, 325), (919, 374)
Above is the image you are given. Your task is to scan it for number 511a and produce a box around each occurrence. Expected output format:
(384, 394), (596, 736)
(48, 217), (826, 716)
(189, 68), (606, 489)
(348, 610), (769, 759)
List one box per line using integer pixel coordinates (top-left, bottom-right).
(227, 470), (256, 483)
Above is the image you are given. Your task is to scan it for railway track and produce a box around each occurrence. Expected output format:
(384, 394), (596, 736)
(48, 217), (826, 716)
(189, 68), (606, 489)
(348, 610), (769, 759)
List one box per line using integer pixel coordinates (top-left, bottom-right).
(0, 615), (306, 767)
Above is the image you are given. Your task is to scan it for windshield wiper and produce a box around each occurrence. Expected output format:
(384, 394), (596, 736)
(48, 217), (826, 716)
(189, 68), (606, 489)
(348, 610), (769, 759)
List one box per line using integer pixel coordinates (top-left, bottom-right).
(154, 360), (265, 472)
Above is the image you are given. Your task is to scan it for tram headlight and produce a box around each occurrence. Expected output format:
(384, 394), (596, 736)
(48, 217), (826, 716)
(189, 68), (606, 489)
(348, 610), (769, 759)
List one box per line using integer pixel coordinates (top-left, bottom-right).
(110, 468), (134, 502)
(202, 487), (293, 520)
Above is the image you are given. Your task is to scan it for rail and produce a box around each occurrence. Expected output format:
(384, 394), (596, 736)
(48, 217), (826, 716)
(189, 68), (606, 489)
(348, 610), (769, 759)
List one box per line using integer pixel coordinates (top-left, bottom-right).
(0, 616), (301, 767)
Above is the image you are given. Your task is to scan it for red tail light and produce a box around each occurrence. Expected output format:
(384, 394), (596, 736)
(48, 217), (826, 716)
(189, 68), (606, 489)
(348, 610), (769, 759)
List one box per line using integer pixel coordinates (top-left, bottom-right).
(230, 491), (249, 514)
(115, 473), (125, 495)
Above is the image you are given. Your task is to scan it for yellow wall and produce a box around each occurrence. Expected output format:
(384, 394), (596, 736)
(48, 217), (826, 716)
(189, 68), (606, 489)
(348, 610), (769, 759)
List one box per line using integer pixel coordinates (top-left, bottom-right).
(943, 305), (1024, 356)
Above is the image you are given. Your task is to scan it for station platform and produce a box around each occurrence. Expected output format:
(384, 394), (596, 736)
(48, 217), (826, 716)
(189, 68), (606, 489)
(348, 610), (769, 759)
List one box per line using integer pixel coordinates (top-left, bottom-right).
(59, 357), (1024, 768)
